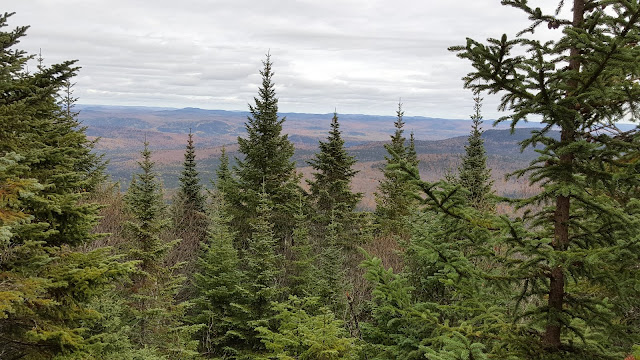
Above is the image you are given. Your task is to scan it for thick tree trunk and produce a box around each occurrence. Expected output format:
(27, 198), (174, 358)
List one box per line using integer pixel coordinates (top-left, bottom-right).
(544, 194), (570, 348)
(542, 0), (584, 350)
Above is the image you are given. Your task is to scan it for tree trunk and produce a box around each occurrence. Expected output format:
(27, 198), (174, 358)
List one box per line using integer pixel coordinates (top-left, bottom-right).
(542, 0), (584, 350)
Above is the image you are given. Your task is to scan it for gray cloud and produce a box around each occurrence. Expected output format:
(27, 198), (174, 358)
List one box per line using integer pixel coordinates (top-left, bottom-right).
(7, 0), (554, 119)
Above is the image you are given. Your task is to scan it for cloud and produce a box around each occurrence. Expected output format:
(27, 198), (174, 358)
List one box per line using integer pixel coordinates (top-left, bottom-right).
(7, 0), (543, 119)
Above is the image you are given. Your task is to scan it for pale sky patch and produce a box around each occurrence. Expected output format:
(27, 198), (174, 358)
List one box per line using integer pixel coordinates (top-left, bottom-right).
(7, 0), (565, 118)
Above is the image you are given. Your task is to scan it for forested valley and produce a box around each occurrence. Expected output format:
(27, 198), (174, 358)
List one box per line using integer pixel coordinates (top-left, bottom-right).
(2, 1), (640, 359)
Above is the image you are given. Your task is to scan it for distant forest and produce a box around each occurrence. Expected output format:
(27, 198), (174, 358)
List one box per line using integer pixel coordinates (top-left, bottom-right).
(2, 2), (640, 360)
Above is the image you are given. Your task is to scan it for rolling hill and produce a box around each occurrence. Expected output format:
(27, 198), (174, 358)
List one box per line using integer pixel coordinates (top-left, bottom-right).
(79, 105), (551, 208)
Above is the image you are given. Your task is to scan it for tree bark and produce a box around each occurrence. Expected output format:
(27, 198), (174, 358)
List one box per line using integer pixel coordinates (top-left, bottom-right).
(542, 0), (584, 350)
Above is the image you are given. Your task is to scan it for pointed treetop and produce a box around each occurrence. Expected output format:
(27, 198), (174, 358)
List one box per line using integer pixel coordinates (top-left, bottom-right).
(307, 111), (361, 224)
(458, 93), (492, 210)
(248, 52), (280, 129)
(407, 131), (418, 167)
(375, 103), (419, 234)
(177, 130), (205, 213)
(470, 91), (483, 134)
(386, 100), (406, 161)
(215, 146), (231, 191)
(139, 141), (153, 171)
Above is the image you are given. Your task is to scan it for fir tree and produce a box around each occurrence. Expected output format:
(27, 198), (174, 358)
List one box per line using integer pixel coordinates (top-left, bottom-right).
(0, 13), (132, 358)
(0, 23), (134, 360)
(375, 101), (417, 234)
(423, 332), (489, 360)
(376, 99), (496, 360)
(215, 146), (233, 195)
(359, 254), (435, 360)
(457, 93), (493, 210)
(125, 142), (174, 274)
(242, 189), (283, 353)
(360, 241), (499, 360)
(170, 131), (208, 269)
(307, 111), (362, 229)
(445, 1), (640, 357)
(256, 296), (357, 359)
(190, 198), (248, 358)
(176, 130), (206, 214)
(407, 131), (418, 168)
(213, 146), (239, 225)
(315, 212), (349, 314)
(124, 142), (197, 357)
(288, 199), (316, 298)
(233, 53), (300, 246)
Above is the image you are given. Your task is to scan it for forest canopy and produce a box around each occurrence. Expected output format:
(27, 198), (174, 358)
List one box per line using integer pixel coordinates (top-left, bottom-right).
(1, 1), (640, 359)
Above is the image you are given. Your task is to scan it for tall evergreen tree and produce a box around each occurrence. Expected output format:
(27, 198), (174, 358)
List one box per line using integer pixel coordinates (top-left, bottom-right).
(213, 146), (240, 226)
(288, 199), (316, 298)
(124, 142), (197, 357)
(446, 1), (640, 357)
(388, 102), (407, 160)
(215, 146), (233, 194)
(233, 54), (300, 246)
(0, 13), (131, 358)
(315, 212), (349, 314)
(190, 198), (248, 358)
(176, 130), (206, 214)
(170, 131), (208, 268)
(457, 93), (493, 210)
(56, 75), (108, 192)
(307, 111), (362, 228)
(241, 189), (283, 353)
(125, 142), (174, 274)
(375, 102), (418, 234)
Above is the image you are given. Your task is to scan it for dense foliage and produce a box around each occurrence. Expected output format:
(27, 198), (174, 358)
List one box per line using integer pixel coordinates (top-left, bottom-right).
(375, 101), (419, 235)
(232, 54), (301, 247)
(0, 12), (132, 359)
(307, 112), (362, 228)
(2, 2), (639, 359)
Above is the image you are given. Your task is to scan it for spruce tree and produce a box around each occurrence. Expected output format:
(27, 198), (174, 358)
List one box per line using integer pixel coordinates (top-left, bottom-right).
(233, 54), (300, 246)
(125, 142), (174, 274)
(407, 131), (418, 168)
(288, 199), (316, 298)
(176, 130), (206, 214)
(444, 1), (640, 357)
(256, 296), (357, 359)
(190, 198), (248, 358)
(364, 2), (640, 356)
(307, 111), (362, 229)
(0, 13), (133, 358)
(56, 74), (107, 192)
(388, 101), (407, 160)
(124, 142), (197, 357)
(170, 130), (208, 268)
(360, 216), (500, 360)
(375, 102), (418, 234)
(215, 146), (233, 195)
(315, 212), (349, 314)
(213, 146), (240, 225)
(242, 189), (283, 353)
(457, 93), (493, 210)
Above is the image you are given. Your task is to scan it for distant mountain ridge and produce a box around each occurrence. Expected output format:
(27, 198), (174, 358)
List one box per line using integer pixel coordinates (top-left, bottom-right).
(77, 104), (562, 207)
(77, 104), (547, 152)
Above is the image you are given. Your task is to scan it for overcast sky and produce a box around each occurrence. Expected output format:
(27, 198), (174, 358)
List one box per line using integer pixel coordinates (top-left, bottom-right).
(7, 1), (556, 118)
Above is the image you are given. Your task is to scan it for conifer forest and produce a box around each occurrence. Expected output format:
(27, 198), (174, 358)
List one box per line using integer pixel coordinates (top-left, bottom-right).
(3, 1), (640, 359)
